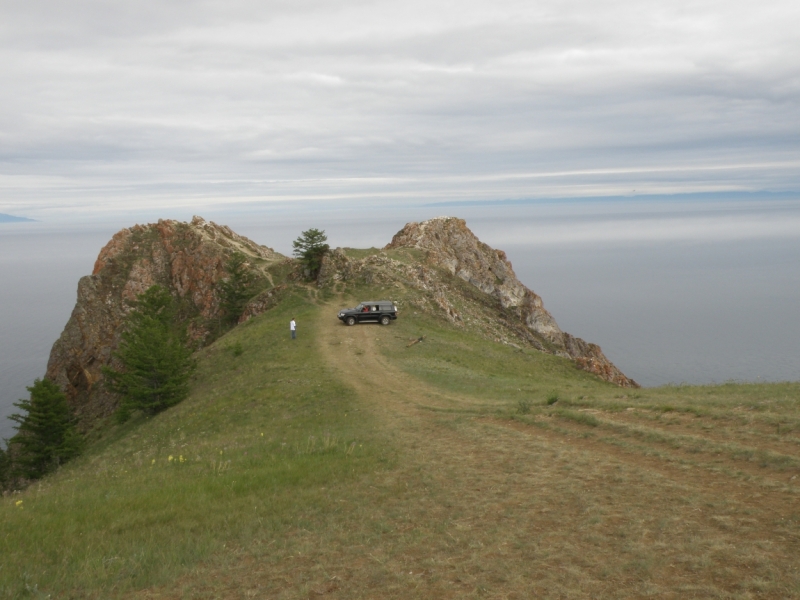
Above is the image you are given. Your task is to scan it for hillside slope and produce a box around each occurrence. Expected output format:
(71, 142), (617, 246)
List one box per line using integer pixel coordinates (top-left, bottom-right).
(319, 217), (636, 387)
(8, 216), (795, 597)
(46, 216), (288, 427)
(45, 215), (634, 432)
(2, 289), (798, 599)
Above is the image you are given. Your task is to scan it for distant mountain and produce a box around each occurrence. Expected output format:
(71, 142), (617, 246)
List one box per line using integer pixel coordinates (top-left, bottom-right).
(0, 213), (35, 223)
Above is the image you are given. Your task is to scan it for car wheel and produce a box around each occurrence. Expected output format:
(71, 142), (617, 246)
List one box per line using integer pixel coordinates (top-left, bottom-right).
(380, 315), (390, 325)
(346, 316), (356, 326)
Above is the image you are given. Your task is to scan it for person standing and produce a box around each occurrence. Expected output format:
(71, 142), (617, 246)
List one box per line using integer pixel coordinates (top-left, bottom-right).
(290, 317), (296, 340)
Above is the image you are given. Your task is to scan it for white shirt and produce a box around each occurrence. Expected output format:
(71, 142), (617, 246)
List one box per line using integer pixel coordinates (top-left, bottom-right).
(290, 319), (296, 331)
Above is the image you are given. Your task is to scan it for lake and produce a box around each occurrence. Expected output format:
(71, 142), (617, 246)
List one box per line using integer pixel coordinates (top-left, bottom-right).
(2, 197), (799, 442)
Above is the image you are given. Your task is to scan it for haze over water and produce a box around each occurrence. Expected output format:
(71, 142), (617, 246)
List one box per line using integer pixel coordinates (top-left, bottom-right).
(2, 197), (798, 443)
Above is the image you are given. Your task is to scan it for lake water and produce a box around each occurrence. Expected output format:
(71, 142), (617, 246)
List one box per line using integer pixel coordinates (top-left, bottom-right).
(2, 197), (799, 442)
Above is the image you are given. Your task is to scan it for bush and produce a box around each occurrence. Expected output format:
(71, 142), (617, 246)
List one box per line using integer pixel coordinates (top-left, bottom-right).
(103, 285), (196, 419)
(8, 378), (82, 481)
(546, 391), (560, 405)
(517, 399), (532, 414)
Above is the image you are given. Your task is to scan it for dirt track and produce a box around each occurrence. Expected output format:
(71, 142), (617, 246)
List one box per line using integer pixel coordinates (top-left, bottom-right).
(314, 301), (800, 599)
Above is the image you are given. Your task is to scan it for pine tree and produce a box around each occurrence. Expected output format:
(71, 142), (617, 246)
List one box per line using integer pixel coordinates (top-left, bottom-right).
(8, 378), (82, 480)
(218, 251), (256, 324)
(103, 285), (196, 420)
(292, 228), (329, 279)
(0, 444), (9, 490)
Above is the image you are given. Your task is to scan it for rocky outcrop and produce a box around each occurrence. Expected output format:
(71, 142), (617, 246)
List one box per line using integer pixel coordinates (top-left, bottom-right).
(48, 214), (635, 430)
(386, 217), (564, 343)
(320, 216), (637, 387)
(46, 216), (284, 427)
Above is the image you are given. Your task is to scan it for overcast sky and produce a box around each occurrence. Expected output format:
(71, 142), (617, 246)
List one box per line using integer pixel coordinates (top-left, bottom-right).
(1, 0), (799, 219)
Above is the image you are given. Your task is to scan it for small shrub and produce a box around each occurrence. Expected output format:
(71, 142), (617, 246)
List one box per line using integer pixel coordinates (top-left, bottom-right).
(546, 391), (559, 405)
(231, 342), (244, 357)
(517, 399), (532, 415)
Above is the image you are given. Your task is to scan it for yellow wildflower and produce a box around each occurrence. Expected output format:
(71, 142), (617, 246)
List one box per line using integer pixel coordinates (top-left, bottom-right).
(15, 500), (23, 508)
(168, 455), (174, 462)
(179, 455), (185, 463)
(151, 459), (156, 465)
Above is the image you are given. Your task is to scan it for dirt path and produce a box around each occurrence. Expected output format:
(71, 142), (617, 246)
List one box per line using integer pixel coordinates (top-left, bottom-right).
(316, 307), (460, 413)
(137, 303), (799, 599)
(313, 301), (800, 599)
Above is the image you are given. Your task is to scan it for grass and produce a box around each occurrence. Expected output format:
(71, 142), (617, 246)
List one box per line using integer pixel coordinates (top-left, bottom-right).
(2, 283), (799, 598)
(375, 307), (614, 409)
(0, 291), (390, 599)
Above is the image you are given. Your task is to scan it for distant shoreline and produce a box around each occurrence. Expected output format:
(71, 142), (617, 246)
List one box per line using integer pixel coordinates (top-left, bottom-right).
(0, 213), (35, 223)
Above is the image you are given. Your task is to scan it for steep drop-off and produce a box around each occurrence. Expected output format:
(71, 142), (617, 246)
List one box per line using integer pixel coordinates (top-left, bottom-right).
(46, 216), (286, 427)
(47, 214), (636, 430)
(319, 217), (637, 387)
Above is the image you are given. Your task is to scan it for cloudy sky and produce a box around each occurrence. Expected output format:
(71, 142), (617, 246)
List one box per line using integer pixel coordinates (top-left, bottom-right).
(1, 0), (799, 219)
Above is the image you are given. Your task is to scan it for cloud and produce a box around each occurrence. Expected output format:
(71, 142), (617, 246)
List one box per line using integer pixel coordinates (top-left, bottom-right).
(1, 0), (799, 215)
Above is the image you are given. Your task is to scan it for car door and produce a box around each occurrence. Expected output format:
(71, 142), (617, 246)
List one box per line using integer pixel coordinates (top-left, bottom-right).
(354, 304), (367, 323)
(363, 304), (380, 322)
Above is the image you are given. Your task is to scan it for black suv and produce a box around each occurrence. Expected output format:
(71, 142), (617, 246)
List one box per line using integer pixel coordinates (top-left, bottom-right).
(338, 301), (398, 326)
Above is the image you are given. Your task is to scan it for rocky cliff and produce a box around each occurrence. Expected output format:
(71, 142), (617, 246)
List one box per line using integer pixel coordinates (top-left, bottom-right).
(319, 216), (637, 387)
(48, 214), (636, 429)
(46, 216), (286, 427)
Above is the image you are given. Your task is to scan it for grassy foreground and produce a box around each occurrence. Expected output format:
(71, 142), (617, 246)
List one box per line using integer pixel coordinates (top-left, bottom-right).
(2, 287), (799, 598)
(0, 291), (389, 598)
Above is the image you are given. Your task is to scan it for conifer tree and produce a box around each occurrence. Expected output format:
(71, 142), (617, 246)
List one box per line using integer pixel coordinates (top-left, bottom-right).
(292, 228), (329, 279)
(0, 444), (9, 490)
(103, 285), (196, 420)
(8, 378), (82, 480)
(218, 251), (256, 324)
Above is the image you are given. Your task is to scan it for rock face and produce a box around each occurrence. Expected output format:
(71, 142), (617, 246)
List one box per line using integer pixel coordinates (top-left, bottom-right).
(46, 216), (284, 427)
(385, 217), (564, 342)
(320, 216), (638, 387)
(47, 214), (636, 430)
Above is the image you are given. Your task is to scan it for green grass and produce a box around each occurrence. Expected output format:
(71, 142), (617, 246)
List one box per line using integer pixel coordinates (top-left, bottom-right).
(3, 281), (800, 598)
(339, 247), (382, 260)
(374, 307), (616, 411)
(0, 291), (390, 599)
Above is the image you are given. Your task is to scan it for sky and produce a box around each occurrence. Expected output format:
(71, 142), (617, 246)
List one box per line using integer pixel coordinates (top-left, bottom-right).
(1, 0), (800, 220)
(1, 0), (799, 435)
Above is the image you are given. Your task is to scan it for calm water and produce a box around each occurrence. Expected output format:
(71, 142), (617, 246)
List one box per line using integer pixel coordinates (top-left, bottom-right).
(2, 198), (799, 442)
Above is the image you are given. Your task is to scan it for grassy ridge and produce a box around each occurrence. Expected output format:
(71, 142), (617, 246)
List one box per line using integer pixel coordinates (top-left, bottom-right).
(0, 291), (389, 598)
(386, 307), (800, 482)
(2, 284), (799, 598)
(378, 307), (616, 409)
